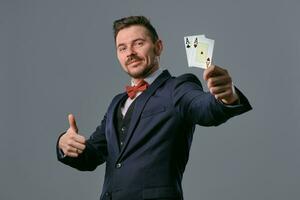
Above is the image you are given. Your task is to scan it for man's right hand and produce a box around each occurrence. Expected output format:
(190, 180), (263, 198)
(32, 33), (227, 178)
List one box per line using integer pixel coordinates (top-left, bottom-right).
(58, 114), (86, 157)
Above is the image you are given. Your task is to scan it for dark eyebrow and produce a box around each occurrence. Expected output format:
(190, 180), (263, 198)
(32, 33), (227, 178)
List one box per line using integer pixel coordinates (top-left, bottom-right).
(117, 43), (126, 48)
(133, 38), (145, 43)
(117, 38), (146, 48)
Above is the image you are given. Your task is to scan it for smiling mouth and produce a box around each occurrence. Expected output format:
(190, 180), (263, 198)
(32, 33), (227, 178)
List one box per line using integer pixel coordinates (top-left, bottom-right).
(127, 59), (142, 66)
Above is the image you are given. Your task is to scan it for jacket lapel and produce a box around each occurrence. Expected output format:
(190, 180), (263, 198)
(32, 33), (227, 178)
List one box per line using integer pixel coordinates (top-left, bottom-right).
(117, 70), (172, 161)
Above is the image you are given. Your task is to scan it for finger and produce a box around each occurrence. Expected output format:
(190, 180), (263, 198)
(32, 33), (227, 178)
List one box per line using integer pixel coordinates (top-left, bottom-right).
(77, 149), (83, 154)
(73, 134), (86, 144)
(67, 146), (83, 155)
(65, 144), (83, 154)
(70, 141), (86, 151)
(207, 75), (232, 88)
(203, 65), (214, 81)
(66, 127), (77, 136)
(62, 145), (78, 157)
(209, 84), (231, 95)
(68, 114), (78, 133)
(203, 65), (227, 81)
(67, 139), (86, 151)
(214, 90), (232, 100)
(63, 145), (78, 155)
(65, 152), (79, 158)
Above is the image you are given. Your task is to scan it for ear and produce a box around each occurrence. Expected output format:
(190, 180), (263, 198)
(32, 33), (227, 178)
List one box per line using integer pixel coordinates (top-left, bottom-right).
(154, 39), (163, 56)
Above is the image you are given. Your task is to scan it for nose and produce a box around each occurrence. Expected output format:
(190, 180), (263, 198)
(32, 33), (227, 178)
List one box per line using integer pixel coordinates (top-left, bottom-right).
(126, 46), (137, 57)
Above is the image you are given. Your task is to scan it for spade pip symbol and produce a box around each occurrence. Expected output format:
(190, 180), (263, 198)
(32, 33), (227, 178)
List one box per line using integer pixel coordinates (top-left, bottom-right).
(186, 38), (191, 48)
(194, 37), (198, 48)
(206, 57), (211, 68)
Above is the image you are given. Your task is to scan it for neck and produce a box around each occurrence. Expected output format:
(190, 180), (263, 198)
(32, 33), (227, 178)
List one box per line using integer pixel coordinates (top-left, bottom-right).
(132, 65), (159, 85)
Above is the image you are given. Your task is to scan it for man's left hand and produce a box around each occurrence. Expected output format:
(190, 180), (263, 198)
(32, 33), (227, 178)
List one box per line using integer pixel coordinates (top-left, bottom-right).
(203, 65), (239, 105)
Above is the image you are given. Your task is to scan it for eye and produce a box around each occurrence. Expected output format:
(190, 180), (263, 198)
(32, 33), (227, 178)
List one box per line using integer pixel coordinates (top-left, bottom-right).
(118, 46), (126, 52)
(134, 40), (144, 47)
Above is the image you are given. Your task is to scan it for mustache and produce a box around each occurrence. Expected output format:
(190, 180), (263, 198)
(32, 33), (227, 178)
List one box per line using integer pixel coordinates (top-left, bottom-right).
(125, 55), (143, 65)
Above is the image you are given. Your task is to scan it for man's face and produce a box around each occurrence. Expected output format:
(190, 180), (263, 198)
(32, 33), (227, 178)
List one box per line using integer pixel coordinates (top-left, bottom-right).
(115, 25), (163, 81)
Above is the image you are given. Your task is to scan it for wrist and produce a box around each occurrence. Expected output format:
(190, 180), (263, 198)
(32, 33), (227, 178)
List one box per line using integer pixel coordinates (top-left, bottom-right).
(221, 93), (240, 105)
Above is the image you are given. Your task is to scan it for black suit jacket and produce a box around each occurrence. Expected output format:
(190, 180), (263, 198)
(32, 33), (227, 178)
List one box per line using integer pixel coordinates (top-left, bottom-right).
(57, 70), (252, 200)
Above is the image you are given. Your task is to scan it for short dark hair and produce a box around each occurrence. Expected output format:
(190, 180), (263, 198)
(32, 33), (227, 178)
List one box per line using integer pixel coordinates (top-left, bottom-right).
(113, 16), (159, 42)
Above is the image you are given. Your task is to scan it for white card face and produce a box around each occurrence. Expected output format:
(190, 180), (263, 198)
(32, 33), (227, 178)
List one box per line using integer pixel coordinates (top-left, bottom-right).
(184, 34), (214, 69)
(184, 36), (193, 66)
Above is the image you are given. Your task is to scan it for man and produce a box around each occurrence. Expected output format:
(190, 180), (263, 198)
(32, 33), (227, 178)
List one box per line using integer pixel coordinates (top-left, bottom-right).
(57, 16), (252, 200)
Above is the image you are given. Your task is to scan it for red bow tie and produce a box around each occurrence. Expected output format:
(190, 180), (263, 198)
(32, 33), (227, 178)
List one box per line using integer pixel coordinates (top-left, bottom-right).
(126, 80), (149, 99)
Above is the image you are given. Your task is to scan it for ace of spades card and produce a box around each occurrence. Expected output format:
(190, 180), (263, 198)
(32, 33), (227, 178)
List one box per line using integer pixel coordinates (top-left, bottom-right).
(184, 34), (214, 69)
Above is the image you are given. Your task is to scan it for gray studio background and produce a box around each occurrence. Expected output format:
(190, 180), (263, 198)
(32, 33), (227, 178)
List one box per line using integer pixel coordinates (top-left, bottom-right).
(1, 0), (299, 200)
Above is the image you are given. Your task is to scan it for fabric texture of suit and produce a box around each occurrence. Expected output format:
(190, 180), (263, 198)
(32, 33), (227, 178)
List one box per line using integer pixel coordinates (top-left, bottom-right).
(57, 70), (252, 200)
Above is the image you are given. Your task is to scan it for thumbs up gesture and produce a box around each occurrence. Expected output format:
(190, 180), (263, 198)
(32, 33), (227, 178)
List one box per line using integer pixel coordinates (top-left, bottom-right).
(203, 65), (239, 105)
(58, 114), (86, 157)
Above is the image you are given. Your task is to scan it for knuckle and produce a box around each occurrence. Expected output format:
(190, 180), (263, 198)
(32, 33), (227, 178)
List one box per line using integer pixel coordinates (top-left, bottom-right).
(66, 128), (74, 135)
(66, 140), (73, 146)
(207, 81), (211, 88)
(65, 146), (72, 152)
(208, 78), (213, 85)
(80, 136), (86, 143)
(78, 134), (85, 140)
(69, 134), (76, 139)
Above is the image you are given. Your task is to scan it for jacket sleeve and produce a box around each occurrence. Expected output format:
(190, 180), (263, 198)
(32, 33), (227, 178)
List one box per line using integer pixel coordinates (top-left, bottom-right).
(56, 113), (108, 171)
(172, 73), (252, 126)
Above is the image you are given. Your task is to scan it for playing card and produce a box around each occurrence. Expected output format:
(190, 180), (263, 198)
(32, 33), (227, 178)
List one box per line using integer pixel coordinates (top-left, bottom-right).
(184, 34), (214, 69)
(184, 36), (193, 66)
(184, 35), (204, 65)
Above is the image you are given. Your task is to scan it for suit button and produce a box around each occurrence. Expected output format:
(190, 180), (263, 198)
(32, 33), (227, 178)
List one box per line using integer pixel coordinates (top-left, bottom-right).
(116, 163), (122, 169)
(105, 192), (110, 196)
(120, 142), (124, 146)
(121, 127), (126, 132)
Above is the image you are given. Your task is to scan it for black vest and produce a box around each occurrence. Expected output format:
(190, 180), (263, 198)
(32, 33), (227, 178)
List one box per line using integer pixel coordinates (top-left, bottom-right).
(115, 98), (136, 150)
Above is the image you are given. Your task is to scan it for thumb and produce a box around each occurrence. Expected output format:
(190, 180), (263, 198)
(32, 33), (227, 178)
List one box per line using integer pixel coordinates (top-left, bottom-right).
(68, 114), (78, 133)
